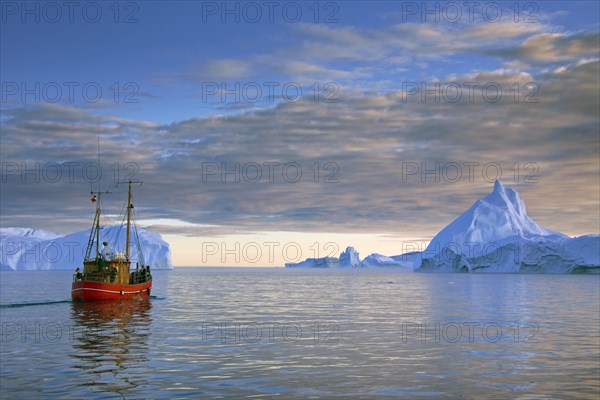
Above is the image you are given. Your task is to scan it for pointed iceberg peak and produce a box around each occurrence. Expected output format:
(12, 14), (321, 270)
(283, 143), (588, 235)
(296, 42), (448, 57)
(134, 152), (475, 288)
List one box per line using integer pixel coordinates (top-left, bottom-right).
(481, 179), (510, 209)
(493, 179), (505, 194)
(486, 179), (515, 209)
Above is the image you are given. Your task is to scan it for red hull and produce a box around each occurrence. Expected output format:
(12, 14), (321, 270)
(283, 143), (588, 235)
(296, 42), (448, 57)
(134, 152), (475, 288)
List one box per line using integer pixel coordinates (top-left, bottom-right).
(72, 280), (152, 302)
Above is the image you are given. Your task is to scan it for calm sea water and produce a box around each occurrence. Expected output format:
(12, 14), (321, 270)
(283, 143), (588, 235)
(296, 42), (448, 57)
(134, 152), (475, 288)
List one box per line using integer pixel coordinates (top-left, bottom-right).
(0, 268), (599, 399)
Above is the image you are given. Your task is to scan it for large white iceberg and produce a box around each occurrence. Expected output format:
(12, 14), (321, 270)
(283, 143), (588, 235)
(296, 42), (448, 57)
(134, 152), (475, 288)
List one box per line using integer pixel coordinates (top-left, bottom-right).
(416, 180), (599, 273)
(0, 226), (173, 271)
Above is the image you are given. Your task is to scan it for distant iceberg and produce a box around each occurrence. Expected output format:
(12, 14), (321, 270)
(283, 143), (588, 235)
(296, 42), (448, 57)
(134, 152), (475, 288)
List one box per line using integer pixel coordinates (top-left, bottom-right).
(285, 246), (416, 269)
(339, 247), (361, 267)
(285, 247), (361, 268)
(285, 257), (339, 268)
(391, 251), (422, 267)
(0, 226), (173, 271)
(360, 253), (412, 269)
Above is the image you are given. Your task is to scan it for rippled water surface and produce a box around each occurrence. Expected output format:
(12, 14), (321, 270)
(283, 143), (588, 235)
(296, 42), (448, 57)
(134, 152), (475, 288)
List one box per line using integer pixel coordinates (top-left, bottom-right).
(1, 268), (599, 399)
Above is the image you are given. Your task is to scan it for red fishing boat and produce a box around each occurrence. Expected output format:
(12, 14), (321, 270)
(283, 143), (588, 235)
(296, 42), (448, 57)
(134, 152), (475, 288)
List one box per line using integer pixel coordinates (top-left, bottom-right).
(72, 181), (152, 302)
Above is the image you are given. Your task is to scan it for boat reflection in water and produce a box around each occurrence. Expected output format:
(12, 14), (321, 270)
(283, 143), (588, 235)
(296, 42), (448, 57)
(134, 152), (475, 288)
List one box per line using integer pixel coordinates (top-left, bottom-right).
(70, 300), (152, 396)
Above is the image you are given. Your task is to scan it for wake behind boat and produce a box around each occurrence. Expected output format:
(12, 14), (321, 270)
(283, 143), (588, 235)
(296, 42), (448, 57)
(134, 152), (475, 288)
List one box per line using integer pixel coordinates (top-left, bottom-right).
(71, 180), (152, 302)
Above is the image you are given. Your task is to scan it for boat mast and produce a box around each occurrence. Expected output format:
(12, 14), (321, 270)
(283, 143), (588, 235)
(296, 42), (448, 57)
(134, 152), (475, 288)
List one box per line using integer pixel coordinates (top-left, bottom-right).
(95, 193), (101, 258)
(125, 181), (132, 261)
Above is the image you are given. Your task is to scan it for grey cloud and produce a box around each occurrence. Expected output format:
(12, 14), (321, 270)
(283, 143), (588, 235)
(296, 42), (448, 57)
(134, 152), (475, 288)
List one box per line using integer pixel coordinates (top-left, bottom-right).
(1, 60), (598, 239)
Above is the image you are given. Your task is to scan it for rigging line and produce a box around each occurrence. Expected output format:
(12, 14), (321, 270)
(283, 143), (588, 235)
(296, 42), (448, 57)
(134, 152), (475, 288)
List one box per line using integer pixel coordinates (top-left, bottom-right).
(130, 189), (142, 263)
(112, 182), (132, 255)
(135, 208), (145, 264)
(114, 209), (127, 253)
(133, 219), (145, 266)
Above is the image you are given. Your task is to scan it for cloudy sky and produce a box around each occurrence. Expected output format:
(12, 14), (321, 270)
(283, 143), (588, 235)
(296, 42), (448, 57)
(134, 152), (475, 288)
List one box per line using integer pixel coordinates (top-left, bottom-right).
(1, 1), (599, 266)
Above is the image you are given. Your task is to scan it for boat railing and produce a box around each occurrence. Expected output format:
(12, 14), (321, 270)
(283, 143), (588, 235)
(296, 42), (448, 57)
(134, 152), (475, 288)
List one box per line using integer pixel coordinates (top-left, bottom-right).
(74, 267), (152, 284)
(129, 271), (152, 284)
(79, 272), (106, 282)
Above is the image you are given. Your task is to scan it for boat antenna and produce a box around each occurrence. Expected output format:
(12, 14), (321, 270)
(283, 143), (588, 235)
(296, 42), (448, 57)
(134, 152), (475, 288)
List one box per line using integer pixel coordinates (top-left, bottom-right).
(97, 118), (101, 192)
(90, 119), (101, 194)
(85, 119), (110, 260)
